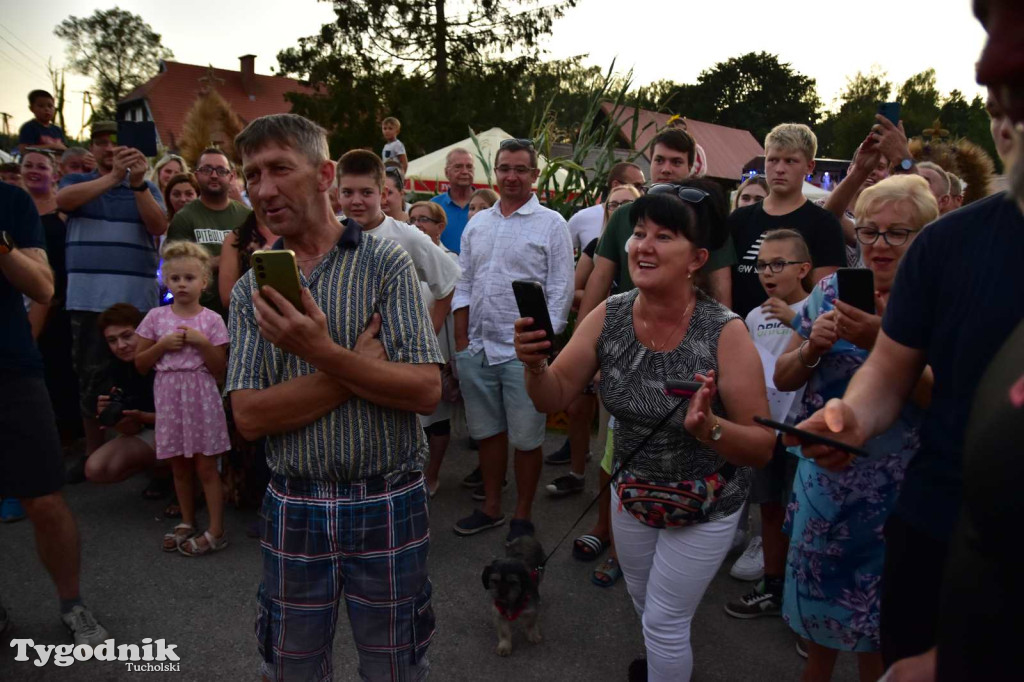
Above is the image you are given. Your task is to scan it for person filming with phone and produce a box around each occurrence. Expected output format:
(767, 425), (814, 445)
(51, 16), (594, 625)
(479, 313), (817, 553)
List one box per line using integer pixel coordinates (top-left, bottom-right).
(224, 114), (443, 680)
(771, 174), (937, 681)
(515, 189), (774, 682)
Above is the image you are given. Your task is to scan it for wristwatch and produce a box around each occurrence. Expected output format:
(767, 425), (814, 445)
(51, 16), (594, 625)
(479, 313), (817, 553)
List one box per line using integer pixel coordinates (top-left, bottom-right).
(131, 182), (149, 193)
(699, 417), (723, 444)
(892, 158), (915, 174)
(0, 230), (14, 255)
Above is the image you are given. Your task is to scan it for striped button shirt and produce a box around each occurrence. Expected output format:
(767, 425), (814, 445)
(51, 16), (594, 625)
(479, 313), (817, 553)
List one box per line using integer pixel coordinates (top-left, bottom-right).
(59, 171), (164, 313)
(224, 219), (444, 481)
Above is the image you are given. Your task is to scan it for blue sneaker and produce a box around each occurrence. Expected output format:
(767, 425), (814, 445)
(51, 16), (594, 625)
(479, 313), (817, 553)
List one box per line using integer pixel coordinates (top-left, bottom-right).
(0, 498), (26, 523)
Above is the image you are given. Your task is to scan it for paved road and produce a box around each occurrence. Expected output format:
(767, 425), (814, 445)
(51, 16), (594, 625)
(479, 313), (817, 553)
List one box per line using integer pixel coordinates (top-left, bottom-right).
(1, 431), (859, 681)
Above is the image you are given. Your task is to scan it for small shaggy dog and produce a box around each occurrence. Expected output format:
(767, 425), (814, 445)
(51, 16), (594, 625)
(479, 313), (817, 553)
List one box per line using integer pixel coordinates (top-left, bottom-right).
(481, 535), (545, 656)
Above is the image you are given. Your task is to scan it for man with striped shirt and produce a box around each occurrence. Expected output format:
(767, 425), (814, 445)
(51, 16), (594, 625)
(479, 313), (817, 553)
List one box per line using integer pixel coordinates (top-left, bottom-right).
(225, 114), (442, 681)
(56, 120), (167, 462)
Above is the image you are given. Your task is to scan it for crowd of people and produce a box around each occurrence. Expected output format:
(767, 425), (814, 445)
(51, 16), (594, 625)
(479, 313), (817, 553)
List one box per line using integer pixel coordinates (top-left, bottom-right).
(2, 2), (1022, 679)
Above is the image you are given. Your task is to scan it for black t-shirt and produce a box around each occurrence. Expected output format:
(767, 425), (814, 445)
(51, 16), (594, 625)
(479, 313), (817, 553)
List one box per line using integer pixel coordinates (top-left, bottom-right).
(41, 213), (67, 308)
(936, 320), (1024, 681)
(728, 200), (845, 318)
(18, 119), (65, 146)
(0, 184), (46, 376)
(93, 358), (156, 417)
(583, 237), (599, 259)
(883, 192), (1024, 541)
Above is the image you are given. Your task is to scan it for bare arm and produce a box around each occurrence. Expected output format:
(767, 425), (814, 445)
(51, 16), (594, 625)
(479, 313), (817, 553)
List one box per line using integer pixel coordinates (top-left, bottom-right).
(578, 255), (616, 321)
(842, 331), (926, 437)
(135, 186), (169, 236)
(0, 247), (53, 304)
(430, 291), (452, 335)
(824, 136), (876, 246)
(774, 330), (818, 392)
(516, 301), (606, 414)
(28, 301), (50, 339)
(134, 336), (169, 376)
(56, 170), (121, 212)
(687, 320), (774, 467)
(218, 233), (242, 309)
(398, 154), (408, 174)
(230, 373), (353, 441)
(454, 306), (469, 351)
(706, 267), (732, 309)
(184, 331), (227, 382)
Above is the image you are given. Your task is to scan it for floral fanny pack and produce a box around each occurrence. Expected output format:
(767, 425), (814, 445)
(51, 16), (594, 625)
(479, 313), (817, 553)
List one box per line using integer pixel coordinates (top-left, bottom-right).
(616, 464), (735, 529)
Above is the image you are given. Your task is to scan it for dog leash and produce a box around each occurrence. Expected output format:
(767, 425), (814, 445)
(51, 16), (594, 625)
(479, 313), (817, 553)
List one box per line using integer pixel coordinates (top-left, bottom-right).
(539, 398), (685, 567)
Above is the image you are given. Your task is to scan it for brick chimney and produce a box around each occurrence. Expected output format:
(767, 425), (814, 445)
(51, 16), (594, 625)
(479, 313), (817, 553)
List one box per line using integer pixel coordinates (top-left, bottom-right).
(239, 54), (256, 97)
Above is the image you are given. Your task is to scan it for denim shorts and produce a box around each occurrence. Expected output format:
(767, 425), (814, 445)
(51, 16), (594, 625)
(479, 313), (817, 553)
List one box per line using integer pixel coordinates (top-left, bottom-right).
(454, 349), (547, 450)
(256, 472), (433, 681)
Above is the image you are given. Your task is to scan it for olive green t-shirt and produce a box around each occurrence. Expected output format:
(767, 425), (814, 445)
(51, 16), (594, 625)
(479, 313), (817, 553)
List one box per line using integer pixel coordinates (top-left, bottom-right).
(166, 199), (251, 314)
(594, 204), (736, 294)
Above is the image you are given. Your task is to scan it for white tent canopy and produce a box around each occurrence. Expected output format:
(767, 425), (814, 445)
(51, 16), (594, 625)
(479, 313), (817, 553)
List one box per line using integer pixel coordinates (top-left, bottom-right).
(404, 127), (569, 193)
(802, 181), (829, 202)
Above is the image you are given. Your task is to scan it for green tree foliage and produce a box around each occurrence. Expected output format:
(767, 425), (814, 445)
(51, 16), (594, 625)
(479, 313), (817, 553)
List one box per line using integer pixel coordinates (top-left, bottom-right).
(898, 69), (941, 137)
(663, 52), (822, 144)
(817, 69), (893, 157)
(54, 8), (173, 120)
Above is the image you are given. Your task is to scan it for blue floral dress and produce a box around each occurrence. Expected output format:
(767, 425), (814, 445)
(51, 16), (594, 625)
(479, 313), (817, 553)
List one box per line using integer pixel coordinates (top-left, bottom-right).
(782, 274), (921, 652)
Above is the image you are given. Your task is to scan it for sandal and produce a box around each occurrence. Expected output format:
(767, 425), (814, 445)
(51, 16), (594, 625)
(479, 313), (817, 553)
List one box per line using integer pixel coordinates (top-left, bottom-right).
(178, 531), (228, 557)
(573, 534), (610, 561)
(592, 557), (622, 587)
(162, 523), (197, 552)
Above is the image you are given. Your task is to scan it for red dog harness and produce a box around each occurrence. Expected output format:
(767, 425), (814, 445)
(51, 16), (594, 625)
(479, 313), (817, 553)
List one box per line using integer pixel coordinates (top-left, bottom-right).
(493, 569), (541, 621)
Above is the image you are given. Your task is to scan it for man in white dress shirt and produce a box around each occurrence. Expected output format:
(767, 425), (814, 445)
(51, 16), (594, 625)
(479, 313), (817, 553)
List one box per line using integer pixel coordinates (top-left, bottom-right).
(452, 138), (574, 540)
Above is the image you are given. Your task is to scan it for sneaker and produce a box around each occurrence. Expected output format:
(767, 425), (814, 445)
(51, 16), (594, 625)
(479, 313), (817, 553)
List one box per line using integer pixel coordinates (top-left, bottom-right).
(545, 474), (585, 497)
(471, 479), (508, 501)
(461, 467), (482, 488)
(0, 498), (27, 523)
(544, 439), (572, 465)
(795, 637), (808, 659)
(453, 509), (507, 536)
(505, 518), (535, 544)
(729, 535), (764, 581)
(723, 580), (781, 619)
(61, 605), (109, 647)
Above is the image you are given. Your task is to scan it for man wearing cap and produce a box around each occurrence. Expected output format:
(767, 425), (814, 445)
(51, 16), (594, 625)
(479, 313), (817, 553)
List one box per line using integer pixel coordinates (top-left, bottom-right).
(56, 121), (167, 467)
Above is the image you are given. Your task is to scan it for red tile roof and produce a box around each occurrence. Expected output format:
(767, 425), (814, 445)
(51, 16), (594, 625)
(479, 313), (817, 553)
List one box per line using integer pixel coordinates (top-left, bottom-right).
(600, 102), (764, 182)
(119, 60), (316, 148)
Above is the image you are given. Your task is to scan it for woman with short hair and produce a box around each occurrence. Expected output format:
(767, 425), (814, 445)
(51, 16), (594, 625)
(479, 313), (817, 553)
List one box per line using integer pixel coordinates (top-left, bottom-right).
(516, 189), (774, 681)
(773, 174), (938, 682)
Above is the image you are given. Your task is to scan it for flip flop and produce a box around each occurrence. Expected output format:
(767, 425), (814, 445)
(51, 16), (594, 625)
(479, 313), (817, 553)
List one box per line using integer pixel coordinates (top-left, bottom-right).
(592, 557), (622, 588)
(573, 534), (610, 561)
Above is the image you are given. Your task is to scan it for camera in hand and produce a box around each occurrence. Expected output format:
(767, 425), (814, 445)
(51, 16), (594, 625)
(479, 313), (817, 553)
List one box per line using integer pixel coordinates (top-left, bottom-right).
(98, 387), (130, 427)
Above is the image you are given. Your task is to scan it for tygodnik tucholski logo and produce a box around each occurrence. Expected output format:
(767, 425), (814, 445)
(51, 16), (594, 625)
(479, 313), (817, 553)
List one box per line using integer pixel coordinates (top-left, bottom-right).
(10, 638), (181, 671)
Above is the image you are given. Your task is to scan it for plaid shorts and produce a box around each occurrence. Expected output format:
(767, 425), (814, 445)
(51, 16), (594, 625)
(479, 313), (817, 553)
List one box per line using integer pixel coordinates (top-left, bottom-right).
(257, 471), (434, 681)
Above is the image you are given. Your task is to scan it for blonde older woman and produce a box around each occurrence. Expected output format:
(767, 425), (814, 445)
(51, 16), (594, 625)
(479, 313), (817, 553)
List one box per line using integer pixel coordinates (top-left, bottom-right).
(773, 175), (938, 682)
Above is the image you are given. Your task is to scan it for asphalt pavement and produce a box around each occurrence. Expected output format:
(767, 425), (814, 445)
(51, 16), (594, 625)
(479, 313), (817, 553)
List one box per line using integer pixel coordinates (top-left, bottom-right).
(1, 430), (859, 681)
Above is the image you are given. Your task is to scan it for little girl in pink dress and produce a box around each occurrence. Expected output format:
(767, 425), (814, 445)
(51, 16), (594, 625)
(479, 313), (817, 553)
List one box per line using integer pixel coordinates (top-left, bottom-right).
(135, 241), (230, 556)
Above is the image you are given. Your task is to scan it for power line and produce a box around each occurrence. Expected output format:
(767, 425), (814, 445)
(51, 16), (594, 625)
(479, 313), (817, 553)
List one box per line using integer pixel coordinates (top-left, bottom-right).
(0, 34), (50, 80)
(0, 21), (50, 66)
(0, 45), (46, 80)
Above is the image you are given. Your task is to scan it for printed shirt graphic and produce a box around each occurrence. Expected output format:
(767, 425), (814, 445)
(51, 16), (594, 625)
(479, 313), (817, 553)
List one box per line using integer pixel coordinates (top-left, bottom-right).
(744, 298), (807, 422)
(382, 139), (406, 165)
(167, 199), (252, 258)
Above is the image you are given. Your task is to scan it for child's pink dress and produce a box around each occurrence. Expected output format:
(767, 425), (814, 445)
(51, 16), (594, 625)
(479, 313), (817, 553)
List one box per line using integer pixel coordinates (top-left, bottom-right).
(135, 306), (230, 459)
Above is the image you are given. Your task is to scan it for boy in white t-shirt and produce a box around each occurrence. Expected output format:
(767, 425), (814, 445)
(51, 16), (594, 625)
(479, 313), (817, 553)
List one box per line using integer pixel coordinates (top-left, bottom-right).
(381, 116), (408, 174)
(725, 229), (813, 618)
(336, 150), (460, 335)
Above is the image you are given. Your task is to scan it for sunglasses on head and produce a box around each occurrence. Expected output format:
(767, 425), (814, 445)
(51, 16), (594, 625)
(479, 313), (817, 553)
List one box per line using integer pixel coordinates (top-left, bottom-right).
(23, 146), (57, 159)
(646, 183), (709, 204)
(499, 138), (534, 150)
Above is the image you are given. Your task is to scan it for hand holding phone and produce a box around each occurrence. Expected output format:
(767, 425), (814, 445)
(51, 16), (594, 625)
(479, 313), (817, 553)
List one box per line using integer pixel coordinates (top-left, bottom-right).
(877, 102), (901, 126)
(252, 250), (304, 313)
(756, 398), (869, 469)
(664, 379), (702, 398)
(512, 280), (556, 358)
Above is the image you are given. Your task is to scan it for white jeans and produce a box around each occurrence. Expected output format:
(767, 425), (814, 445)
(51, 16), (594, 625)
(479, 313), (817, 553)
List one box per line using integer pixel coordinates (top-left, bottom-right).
(611, 487), (740, 682)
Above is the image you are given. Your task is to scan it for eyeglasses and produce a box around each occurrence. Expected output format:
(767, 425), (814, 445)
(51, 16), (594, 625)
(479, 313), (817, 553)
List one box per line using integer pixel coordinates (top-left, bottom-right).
(754, 259), (808, 274)
(196, 166), (231, 177)
(495, 165), (536, 175)
(646, 183), (709, 204)
(411, 216), (438, 225)
(605, 199), (634, 212)
(499, 138), (534, 150)
(854, 227), (918, 246)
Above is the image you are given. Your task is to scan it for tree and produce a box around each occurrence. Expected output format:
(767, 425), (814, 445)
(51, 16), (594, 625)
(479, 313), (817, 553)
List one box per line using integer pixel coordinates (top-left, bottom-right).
(278, 0), (577, 98)
(663, 52), (821, 144)
(898, 69), (941, 138)
(54, 8), (173, 119)
(817, 69), (893, 157)
(940, 91), (998, 168)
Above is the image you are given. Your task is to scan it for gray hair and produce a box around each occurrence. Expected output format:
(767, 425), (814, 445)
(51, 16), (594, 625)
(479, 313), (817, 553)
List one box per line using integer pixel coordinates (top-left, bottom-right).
(61, 146), (90, 163)
(916, 161), (951, 195)
(235, 114), (330, 166)
(445, 147), (473, 165)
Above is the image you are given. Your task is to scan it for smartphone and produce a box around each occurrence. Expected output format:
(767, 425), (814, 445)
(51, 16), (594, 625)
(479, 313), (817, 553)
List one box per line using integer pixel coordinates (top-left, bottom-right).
(877, 102), (901, 126)
(753, 416), (868, 458)
(664, 379), (703, 398)
(836, 268), (875, 314)
(512, 280), (556, 357)
(252, 250), (303, 313)
(116, 121), (158, 158)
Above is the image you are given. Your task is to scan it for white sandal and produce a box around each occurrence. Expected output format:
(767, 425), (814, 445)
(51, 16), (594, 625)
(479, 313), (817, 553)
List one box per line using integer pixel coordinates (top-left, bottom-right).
(162, 523), (196, 553)
(178, 530), (228, 557)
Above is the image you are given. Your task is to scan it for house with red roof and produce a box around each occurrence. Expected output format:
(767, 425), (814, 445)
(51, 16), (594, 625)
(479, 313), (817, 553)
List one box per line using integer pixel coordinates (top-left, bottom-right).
(117, 56), (315, 151)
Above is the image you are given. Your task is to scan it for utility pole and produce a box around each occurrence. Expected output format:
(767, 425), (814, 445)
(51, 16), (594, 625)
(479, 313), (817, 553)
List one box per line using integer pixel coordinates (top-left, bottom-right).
(0, 112), (11, 137)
